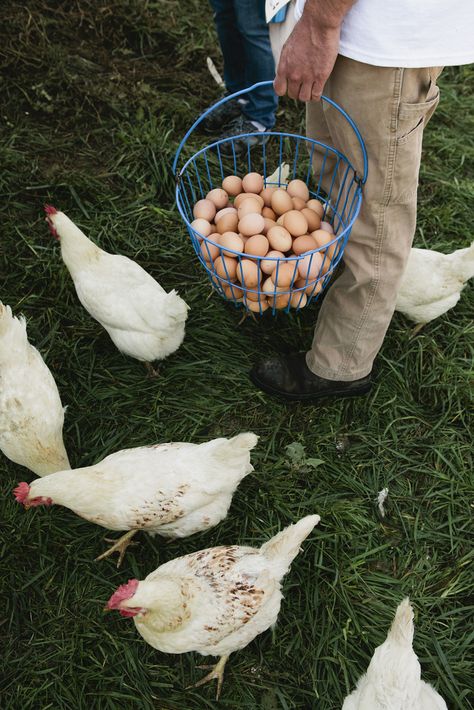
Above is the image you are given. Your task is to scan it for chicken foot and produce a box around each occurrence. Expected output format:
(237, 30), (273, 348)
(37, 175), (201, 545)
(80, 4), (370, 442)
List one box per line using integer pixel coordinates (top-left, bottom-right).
(145, 362), (160, 378)
(409, 322), (426, 338)
(187, 654), (229, 700)
(95, 529), (138, 567)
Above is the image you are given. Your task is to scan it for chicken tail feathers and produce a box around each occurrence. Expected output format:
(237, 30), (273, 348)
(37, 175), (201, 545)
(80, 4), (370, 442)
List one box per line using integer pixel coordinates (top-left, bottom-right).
(260, 514), (320, 578)
(208, 432), (258, 479)
(456, 240), (474, 282)
(166, 290), (190, 324)
(387, 597), (415, 647)
(0, 302), (28, 361)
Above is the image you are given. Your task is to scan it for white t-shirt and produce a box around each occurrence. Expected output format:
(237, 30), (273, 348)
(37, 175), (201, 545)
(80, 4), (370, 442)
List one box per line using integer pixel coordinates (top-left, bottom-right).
(294, 0), (474, 67)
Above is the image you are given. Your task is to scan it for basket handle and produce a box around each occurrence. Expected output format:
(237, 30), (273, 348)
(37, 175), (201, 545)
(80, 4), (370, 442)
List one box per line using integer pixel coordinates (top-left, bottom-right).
(172, 80), (368, 184)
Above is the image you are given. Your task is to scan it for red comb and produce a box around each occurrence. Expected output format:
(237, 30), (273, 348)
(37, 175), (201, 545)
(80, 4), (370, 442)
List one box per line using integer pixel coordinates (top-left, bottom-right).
(106, 579), (140, 610)
(44, 204), (58, 215)
(13, 482), (30, 504)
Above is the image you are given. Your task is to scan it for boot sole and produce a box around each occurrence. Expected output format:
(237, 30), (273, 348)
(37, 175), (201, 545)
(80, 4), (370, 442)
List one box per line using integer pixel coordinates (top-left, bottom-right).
(249, 370), (372, 402)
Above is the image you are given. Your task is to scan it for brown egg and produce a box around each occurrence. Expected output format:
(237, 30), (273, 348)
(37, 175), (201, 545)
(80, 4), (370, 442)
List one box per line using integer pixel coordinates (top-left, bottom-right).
(268, 293), (291, 310)
(193, 199), (216, 222)
(271, 188), (293, 216)
(215, 255), (237, 280)
(200, 239), (220, 263)
(301, 207), (321, 232)
(245, 296), (269, 313)
(238, 213), (265, 238)
(218, 232), (244, 257)
(298, 252), (324, 280)
(242, 172), (264, 194)
(216, 212), (239, 234)
(222, 282), (242, 300)
(262, 206), (276, 220)
(260, 186), (277, 206)
(319, 252), (332, 275)
(215, 206), (238, 223)
(295, 277), (323, 297)
(311, 229), (336, 259)
(292, 234), (318, 255)
(191, 218), (212, 239)
(262, 218), (276, 235)
(292, 196), (306, 211)
(262, 276), (279, 295)
(236, 258), (261, 288)
(244, 288), (263, 302)
(244, 234), (269, 258)
(267, 225), (292, 252)
(234, 192), (264, 209)
(320, 220), (334, 233)
(287, 179), (310, 202)
(283, 210), (308, 237)
(276, 215), (286, 226)
(207, 188), (229, 210)
(271, 261), (298, 288)
(261, 250), (284, 274)
(237, 198), (263, 218)
(222, 175), (243, 196)
(290, 291), (308, 309)
(306, 198), (325, 217)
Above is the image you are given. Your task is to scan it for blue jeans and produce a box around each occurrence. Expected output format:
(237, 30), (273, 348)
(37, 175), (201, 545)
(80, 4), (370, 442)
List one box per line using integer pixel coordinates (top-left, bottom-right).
(209, 0), (278, 128)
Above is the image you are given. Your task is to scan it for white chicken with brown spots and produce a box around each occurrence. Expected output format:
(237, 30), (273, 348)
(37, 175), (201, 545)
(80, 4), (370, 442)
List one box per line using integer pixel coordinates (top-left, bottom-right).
(343, 598), (447, 710)
(0, 302), (70, 476)
(44, 205), (188, 374)
(106, 514), (320, 698)
(14, 433), (258, 566)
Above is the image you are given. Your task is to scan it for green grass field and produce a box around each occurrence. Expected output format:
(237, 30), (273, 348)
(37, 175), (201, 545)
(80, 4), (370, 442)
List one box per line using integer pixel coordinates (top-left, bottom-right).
(1, 2), (473, 708)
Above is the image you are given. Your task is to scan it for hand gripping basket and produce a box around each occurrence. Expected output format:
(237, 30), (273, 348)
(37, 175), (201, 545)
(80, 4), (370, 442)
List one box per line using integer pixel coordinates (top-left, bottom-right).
(173, 80), (368, 315)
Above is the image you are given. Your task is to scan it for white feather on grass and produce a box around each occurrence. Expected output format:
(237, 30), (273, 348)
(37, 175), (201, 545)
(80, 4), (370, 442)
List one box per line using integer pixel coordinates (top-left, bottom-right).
(207, 57), (225, 88)
(266, 162), (290, 186)
(377, 487), (389, 517)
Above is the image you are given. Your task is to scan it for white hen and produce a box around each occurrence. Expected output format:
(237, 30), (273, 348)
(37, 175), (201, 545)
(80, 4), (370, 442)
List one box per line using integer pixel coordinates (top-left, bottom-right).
(0, 302), (70, 476)
(342, 598), (447, 710)
(106, 514), (320, 698)
(14, 432), (258, 565)
(396, 242), (474, 328)
(44, 205), (188, 369)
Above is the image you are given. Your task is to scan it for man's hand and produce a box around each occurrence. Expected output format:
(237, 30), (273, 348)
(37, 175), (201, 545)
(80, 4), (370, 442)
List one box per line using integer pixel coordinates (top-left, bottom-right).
(274, 0), (356, 102)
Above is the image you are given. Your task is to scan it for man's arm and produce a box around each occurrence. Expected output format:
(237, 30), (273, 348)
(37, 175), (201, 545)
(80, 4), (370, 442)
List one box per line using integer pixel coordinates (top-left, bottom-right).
(274, 0), (356, 102)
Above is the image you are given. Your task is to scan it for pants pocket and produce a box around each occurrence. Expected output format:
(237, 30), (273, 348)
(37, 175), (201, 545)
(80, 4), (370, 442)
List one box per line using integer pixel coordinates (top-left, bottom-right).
(391, 86), (440, 203)
(397, 87), (440, 145)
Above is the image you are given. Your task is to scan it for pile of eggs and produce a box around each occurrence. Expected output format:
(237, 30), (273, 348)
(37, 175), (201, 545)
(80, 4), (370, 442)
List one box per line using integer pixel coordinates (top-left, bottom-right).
(189, 171), (337, 312)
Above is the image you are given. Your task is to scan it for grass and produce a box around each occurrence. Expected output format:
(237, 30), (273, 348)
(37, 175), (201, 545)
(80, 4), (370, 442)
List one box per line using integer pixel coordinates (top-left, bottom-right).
(0, 1), (473, 708)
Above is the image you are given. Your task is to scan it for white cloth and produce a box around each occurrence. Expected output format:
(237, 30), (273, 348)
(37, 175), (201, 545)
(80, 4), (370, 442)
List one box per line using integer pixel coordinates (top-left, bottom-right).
(294, 0), (474, 67)
(266, 0), (291, 22)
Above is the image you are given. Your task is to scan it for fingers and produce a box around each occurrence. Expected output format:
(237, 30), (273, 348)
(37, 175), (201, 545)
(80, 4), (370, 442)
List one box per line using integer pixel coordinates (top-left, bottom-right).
(276, 78), (322, 103)
(273, 72), (287, 97)
(287, 78), (303, 100)
(298, 81), (314, 102)
(311, 83), (322, 102)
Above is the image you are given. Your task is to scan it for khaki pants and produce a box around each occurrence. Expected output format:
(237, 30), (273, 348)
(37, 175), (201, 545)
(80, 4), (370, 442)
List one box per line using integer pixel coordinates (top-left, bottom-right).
(271, 6), (442, 380)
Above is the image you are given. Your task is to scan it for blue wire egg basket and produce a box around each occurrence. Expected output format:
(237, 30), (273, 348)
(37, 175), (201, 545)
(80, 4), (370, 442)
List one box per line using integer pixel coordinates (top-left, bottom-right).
(173, 81), (367, 315)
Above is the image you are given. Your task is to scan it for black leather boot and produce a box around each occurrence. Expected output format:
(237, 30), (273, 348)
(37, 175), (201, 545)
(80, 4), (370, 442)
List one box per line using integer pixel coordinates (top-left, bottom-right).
(250, 353), (372, 402)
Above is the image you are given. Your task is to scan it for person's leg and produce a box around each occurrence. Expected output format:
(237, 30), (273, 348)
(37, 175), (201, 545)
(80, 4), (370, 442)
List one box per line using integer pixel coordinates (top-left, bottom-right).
(233, 0), (278, 128)
(306, 57), (442, 380)
(251, 58), (442, 399)
(209, 0), (246, 93)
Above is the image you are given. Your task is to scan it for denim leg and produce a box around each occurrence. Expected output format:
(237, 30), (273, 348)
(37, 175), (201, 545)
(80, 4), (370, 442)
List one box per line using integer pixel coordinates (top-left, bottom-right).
(209, 0), (246, 93)
(233, 0), (278, 127)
